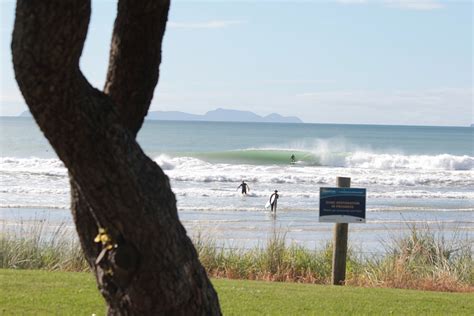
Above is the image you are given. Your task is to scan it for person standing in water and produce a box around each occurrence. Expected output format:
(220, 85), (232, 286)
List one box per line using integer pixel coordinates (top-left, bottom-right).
(269, 190), (279, 213)
(237, 181), (250, 195)
(290, 154), (296, 163)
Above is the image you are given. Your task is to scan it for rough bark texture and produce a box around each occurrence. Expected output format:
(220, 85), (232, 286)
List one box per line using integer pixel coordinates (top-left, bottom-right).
(12, 0), (221, 315)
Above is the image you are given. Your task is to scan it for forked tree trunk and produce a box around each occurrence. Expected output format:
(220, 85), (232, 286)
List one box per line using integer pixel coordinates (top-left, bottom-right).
(12, 0), (221, 314)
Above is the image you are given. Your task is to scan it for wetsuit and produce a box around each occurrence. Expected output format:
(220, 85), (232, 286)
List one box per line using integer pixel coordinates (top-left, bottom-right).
(237, 182), (249, 195)
(270, 192), (279, 212)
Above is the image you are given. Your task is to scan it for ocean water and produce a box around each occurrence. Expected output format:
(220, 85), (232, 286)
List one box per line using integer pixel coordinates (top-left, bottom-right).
(1, 117), (473, 252)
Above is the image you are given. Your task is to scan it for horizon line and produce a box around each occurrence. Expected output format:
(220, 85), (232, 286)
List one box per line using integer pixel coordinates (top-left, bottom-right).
(2, 114), (471, 129)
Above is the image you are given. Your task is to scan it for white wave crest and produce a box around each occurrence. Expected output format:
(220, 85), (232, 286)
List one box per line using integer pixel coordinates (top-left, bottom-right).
(0, 187), (69, 195)
(0, 204), (69, 210)
(345, 153), (474, 170)
(154, 154), (176, 170)
(150, 155), (474, 188)
(0, 157), (67, 176)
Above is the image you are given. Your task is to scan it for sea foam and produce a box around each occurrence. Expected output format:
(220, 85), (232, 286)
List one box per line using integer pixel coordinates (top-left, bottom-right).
(151, 155), (474, 187)
(345, 152), (474, 171)
(1, 155), (472, 212)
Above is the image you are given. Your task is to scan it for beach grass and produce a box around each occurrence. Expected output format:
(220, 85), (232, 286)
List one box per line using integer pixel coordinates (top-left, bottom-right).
(348, 224), (473, 291)
(195, 227), (473, 292)
(1, 222), (472, 292)
(0, 222), (88, 272)
(1, 269), (473, 315)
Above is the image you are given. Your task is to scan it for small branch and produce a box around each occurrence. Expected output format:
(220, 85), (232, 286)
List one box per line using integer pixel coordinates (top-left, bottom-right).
(104, 0), (170, 135)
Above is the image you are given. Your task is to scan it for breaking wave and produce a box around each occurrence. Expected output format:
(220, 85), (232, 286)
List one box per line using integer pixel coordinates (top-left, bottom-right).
(345, 152), (473, 171)
(170, 149), (473, 171)
(0, 154), (472, 211)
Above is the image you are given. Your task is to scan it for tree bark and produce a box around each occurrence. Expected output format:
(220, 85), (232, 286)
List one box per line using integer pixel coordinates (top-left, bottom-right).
(12, 0), (221, 314)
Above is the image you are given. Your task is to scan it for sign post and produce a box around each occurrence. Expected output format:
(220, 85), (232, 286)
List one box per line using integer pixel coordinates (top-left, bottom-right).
(319, 177), (366, 285)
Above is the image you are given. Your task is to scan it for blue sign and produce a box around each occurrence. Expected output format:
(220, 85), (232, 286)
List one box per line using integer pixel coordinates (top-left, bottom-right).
(319, 187), (366, 223)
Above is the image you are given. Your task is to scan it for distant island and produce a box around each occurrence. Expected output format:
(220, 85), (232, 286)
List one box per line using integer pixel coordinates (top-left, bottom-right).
(146, 108), (303, 123)
(19, 108), (303, 123)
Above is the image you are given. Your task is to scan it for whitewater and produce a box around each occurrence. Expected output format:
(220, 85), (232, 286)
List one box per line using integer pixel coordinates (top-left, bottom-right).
(0, 118), (473, 251)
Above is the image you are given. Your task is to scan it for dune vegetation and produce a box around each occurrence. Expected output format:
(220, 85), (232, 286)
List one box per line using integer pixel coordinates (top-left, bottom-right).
(1, 222), (472, 292)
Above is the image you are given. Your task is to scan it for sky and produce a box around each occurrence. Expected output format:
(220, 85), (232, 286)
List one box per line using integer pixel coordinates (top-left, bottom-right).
(0, 0), (472, 126)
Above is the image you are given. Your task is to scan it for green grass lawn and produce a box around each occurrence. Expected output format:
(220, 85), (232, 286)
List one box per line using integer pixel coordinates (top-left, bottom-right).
(1, 269), (472, 315)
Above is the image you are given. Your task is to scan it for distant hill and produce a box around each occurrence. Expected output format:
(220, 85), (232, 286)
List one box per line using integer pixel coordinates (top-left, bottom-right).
(19, 108), (303, 123)
(146, 108), (303, 123)
(20, 110), (32, 117)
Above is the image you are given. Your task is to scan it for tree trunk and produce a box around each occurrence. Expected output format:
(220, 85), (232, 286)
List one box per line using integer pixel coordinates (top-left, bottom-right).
(12, 0), (221, 314)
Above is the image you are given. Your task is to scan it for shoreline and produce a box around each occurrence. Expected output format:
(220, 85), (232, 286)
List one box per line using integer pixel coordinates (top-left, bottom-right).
(1, 206), (472, 254)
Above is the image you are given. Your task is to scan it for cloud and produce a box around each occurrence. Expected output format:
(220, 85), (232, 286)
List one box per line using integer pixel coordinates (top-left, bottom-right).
(336, 0), (445, 10)
(296, 87), (473, 126)
(384, 0), (444, 10)
(297, 88), (471, 106)
(150, 86), (473, 126)
(168, 20), (245, 29)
